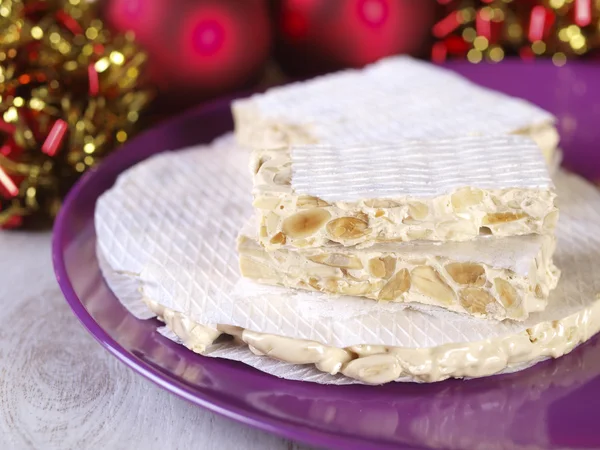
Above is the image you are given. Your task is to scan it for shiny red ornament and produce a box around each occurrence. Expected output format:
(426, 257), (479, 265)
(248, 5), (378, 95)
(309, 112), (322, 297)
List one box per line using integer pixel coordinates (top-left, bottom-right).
(528, 5), (555, 42)
(0, 166), (19, 199)
(106, 0), (272, 108)
(433, 11), (460, 39)
(445, 35), (471, 54)
(41, 120), (68, 157)
(574, 0), (592, 27)
(88, 64), (100, 97)
(275, 0), (436, 76)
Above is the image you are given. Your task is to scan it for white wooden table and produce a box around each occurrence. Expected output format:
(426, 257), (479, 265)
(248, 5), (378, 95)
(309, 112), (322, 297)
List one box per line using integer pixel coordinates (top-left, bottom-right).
(0, 231), (310, 450)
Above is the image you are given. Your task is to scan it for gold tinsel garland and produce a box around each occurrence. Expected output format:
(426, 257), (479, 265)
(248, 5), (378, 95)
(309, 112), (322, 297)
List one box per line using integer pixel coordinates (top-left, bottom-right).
(433, 0), (600, 64)
(0, 0), (153, 228)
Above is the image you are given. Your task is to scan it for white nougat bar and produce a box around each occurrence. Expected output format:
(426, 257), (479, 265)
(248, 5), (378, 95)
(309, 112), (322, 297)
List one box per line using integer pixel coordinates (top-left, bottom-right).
(252, 136), (557, 250)
(233, 56), (559, 165)
(238, 226), (560, 321)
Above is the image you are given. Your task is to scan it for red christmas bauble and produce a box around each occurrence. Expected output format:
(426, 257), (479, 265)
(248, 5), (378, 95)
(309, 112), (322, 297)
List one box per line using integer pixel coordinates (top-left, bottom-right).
(275, 0), (436, 76)
(106, 0), (272, 106)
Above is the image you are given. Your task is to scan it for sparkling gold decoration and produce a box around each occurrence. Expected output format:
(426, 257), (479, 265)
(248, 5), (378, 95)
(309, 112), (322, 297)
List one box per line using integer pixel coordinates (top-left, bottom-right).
(0, 0), (153, 228)
(432, 0), (600, 63)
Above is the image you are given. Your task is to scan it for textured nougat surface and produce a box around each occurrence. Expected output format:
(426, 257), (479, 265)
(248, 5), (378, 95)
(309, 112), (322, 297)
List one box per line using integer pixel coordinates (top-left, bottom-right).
(238, 227), (559, 321)
(252, 136), (557, 249)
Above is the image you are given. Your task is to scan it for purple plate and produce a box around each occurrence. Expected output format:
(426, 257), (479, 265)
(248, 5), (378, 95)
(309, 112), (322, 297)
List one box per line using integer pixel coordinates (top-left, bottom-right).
(53, 61), (600, 450)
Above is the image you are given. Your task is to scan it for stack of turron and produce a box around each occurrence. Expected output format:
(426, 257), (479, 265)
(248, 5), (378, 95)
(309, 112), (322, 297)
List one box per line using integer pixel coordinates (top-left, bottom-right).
(233, 56), (560, 322)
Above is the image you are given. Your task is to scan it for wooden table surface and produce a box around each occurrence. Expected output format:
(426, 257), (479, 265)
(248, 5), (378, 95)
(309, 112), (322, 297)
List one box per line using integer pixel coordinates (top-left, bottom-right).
(0, 231), (310, 450)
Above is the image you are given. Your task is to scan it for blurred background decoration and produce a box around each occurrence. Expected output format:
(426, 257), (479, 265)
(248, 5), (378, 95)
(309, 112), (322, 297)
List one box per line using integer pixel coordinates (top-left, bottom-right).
(104, 0), (600, 105)
(432, 0), (600, 64)
(1, 0), (600, 229)
(0, 0), (152, 229)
